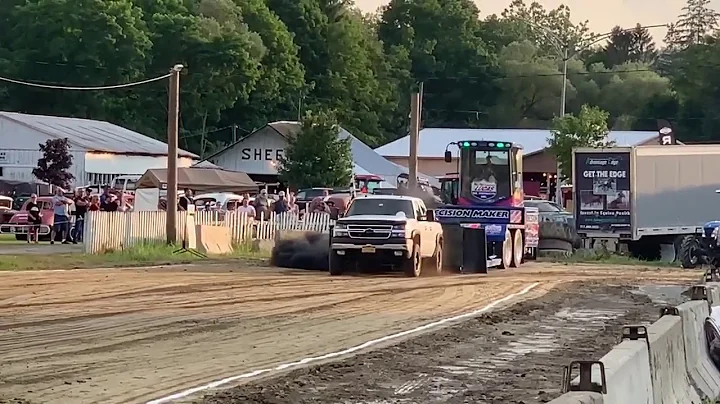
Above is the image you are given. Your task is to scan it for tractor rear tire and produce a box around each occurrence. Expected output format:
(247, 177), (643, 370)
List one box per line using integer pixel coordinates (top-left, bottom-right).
(679, 235), (700, 269)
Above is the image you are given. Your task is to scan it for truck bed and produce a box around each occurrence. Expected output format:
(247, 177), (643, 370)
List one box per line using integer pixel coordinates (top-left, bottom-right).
(634, 145), (720, 236)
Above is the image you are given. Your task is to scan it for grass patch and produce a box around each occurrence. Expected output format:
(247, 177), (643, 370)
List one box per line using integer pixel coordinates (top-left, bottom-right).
(0, 234), (23, 245)
(538, 248), (678, 267)
(0, 240), (269, 271)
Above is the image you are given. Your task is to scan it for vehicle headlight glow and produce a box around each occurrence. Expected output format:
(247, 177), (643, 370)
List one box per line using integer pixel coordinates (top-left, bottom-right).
(391, 224), (406, 238)
(333, 223), (348, 237)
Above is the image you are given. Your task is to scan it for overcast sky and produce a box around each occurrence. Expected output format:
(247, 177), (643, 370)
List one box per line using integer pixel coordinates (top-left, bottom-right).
(355, 0), (720, 38)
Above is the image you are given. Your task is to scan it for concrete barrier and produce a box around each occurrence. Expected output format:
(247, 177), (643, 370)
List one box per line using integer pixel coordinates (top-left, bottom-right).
(677, 299), (720, 399)
(647, 314), (701, 403)
(546, 392), (603, 403)
(595, 339), (654, 404)
(195, 225), (233, 255)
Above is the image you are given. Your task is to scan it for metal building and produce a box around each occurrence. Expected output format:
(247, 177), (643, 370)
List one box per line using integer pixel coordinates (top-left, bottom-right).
(0, 112), (198, 186)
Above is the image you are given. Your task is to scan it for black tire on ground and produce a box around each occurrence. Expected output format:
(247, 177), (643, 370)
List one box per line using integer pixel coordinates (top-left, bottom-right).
(422, 237), (443, 275)
(679, 235), (700, 269)
(538, 238), (573, 252)
(538, 221), (575, 243)
(329, 252), (345, 276)
(403, 242), (421, 277)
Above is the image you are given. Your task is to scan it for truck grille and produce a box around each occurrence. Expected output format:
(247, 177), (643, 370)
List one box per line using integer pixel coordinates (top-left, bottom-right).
(347, 224), (393, 239)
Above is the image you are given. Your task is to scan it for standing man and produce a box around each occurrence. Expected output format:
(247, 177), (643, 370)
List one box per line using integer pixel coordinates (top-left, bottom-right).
(51, 188), (73, 245)
(179, 188), (193, 211)
(254, 189), (269, 219)
(237, 194), (256, 217)
(72, 189), (89, 243)
(25, 193), (42, 244)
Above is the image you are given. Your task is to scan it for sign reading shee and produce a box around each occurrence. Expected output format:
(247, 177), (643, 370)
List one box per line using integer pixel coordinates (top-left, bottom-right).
(241, 148), (284, 161)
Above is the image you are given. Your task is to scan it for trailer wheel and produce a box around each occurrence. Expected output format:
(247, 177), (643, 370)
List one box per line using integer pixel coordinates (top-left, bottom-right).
(679, 235), (700, 269)
(498, 229), (513, 269)
(510, 230), (523, 268)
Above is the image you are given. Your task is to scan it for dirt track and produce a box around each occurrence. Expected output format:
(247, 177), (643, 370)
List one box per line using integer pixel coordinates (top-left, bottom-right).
(0, 263), (701, 404)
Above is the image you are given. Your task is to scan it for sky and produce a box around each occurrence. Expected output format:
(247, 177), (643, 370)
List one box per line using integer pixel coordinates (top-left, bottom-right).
(355, 0), (720, 38)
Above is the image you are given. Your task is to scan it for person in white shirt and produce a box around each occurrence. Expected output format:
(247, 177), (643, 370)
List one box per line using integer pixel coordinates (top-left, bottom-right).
(51, 188), (73, 244)
(237, 194), (256, 218)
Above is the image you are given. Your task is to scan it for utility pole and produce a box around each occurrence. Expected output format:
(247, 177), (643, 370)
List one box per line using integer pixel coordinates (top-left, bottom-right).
(408, 89), (421, 190)
(232, 124), (237, 143)
(556, 47), (568, 207)
(166, 64), (183, 244)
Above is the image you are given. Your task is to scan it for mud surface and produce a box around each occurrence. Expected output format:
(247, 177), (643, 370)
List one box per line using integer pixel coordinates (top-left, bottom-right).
(196, 282), (686, 404)
(0, 263), (699, 404)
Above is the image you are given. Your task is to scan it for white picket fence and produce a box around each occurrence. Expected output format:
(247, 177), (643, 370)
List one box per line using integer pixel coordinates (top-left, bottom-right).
(83, 210), (335, 253)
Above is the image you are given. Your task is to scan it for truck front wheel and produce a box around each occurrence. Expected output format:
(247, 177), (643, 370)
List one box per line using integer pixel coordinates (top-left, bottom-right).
(403, 242), (422, 277)
(329, 252), (346, 276)
(510, 230), (523, 268)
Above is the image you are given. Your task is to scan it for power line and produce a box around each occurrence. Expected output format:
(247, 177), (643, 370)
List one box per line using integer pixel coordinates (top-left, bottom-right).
(0, 72), (172, 90)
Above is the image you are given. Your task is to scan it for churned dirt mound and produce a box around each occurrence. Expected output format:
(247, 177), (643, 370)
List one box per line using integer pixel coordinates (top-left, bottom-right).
(0, 262), (700, 404)
(196, 281), (687, 404)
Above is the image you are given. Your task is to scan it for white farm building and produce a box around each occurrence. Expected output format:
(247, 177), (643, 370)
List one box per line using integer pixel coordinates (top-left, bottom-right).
(0, 112), (199, 186)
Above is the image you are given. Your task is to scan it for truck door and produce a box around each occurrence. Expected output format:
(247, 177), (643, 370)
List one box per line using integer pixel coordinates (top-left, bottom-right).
(415, 201), (433, 257)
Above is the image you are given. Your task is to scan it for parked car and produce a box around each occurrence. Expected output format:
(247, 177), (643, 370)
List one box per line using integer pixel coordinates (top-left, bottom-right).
(295, 188), (333, 212)
(0, 195), (15, 224)
(524, 199), (574, 226)
(6, 196), (74, 241)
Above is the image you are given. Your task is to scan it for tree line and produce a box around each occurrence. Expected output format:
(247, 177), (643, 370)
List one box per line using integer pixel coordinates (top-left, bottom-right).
(1, 0), (720, 159)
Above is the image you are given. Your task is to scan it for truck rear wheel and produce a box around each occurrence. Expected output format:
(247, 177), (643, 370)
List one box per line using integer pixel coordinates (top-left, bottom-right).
(329, 252), (345, 276)
(403, 242), (421, 277)
(422, 237), (443, 275)
(510, 230), (523, 268)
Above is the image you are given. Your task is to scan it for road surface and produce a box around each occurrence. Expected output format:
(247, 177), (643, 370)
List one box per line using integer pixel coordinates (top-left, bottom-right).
(0, 263), (700, 404)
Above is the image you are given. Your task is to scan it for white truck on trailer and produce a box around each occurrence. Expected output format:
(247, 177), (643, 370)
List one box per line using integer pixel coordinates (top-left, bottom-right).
(572, 145), (720, 262)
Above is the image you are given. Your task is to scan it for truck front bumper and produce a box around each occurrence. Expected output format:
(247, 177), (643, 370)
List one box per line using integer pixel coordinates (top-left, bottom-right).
(330, 237), (412, 260)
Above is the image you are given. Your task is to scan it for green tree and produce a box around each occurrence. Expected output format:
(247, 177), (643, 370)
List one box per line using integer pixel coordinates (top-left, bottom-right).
(267, 0), (395, 145)
(548, 105), (614, 182)
(489, 40), (564, 127)
(500, 0), (592, 56)
(665, 41), (720, 141)
(2, 0), (152, 118)
(378, 0), (500, 128)
(278, 110), (353, 189)
(586, 25), (657, 68)
(33, 138), (75, 189)
(665, 0), (719, 51)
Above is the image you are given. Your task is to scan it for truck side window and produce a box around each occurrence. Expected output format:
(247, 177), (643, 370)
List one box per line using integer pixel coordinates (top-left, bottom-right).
(416, 202), (426, 220)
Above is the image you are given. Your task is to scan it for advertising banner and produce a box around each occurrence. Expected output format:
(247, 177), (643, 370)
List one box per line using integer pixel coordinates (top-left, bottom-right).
(573, 151), (631, 233)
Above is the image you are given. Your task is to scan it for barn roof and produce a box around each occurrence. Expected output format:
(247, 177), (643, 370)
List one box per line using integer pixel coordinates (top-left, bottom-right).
(374, 128), (659, 158)
(0, 111), (197, 158)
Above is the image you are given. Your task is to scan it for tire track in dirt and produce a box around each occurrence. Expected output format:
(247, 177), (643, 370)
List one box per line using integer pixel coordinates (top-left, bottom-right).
(0, 263), (701, 404)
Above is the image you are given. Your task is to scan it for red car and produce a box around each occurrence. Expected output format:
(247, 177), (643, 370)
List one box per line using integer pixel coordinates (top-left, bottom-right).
(6, 196), (71, 241)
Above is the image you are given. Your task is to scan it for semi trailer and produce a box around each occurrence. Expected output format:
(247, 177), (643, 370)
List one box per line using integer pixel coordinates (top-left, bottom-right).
(572, 145), (720, 262)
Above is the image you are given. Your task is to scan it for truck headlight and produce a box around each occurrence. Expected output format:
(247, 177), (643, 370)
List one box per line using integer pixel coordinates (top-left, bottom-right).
(391, 224), (406, 238)
(333, 224), (348, 237)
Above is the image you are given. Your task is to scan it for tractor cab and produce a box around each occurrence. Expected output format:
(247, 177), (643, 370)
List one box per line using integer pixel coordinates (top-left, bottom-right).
(354, 174), (384, 194)
(438, 173), (458, 204)
(443, 140), (524, 207)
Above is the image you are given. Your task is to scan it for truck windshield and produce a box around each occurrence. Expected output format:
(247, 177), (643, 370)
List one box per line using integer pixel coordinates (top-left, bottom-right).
(460, 149), (511, 202)
(346, 198), (415, 218)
